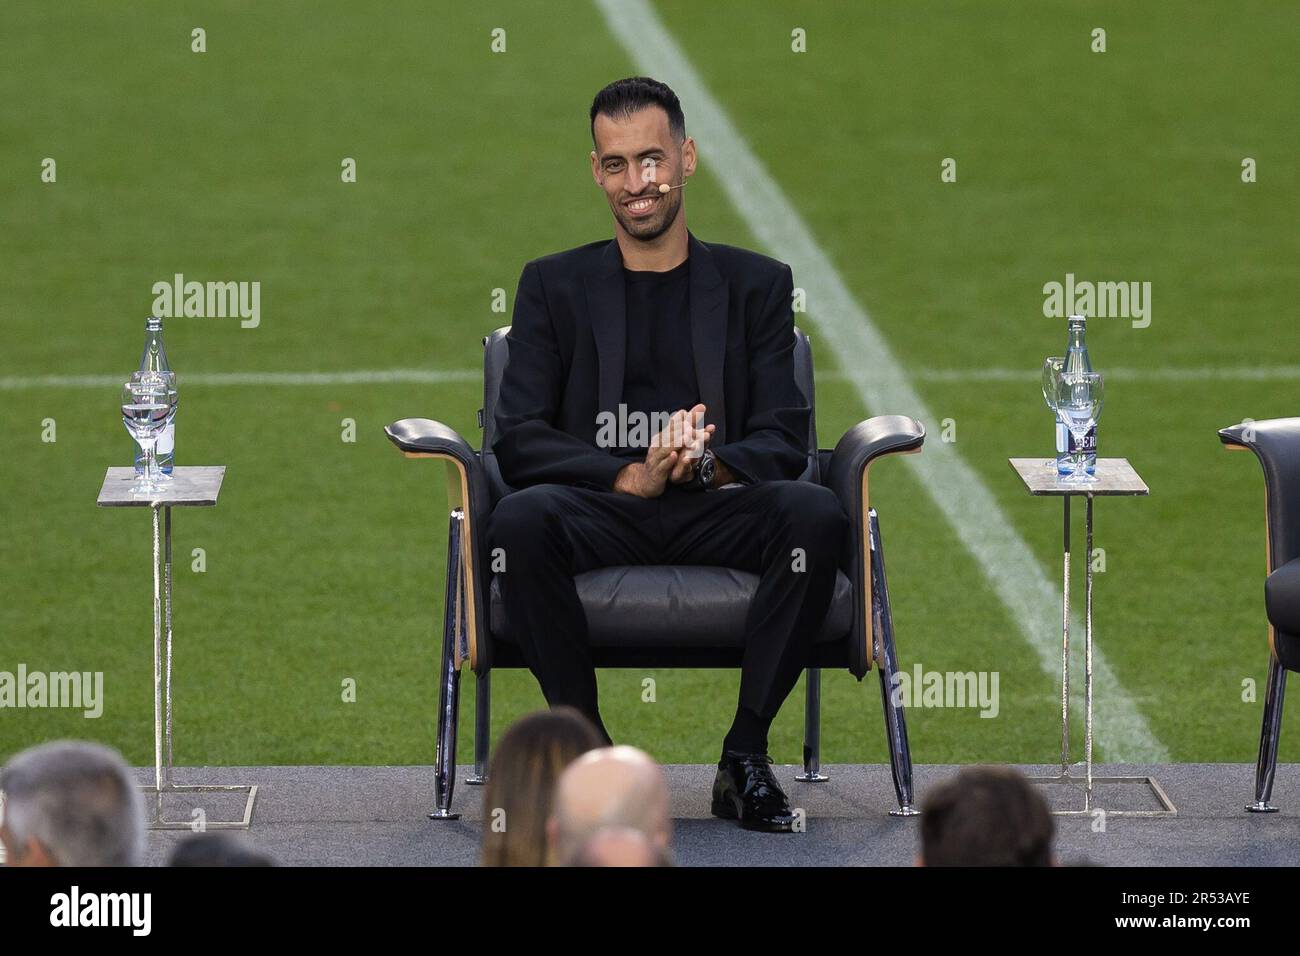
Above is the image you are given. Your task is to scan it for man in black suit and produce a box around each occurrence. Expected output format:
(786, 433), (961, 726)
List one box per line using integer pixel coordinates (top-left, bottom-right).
(490, 77), (848, 832)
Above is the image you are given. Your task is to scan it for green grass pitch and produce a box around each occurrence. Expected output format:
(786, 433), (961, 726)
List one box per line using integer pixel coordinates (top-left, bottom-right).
(1, 0), (1298, 770)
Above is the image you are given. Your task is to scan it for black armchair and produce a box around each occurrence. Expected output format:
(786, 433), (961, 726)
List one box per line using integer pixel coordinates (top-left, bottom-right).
(1220, 417), (1300, 811)
(386, 327), (925, 819)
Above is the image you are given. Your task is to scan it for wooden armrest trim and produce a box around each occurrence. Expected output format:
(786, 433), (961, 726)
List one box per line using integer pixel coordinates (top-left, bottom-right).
(861, 445), (923, 670)
(403, 451), (481, 671)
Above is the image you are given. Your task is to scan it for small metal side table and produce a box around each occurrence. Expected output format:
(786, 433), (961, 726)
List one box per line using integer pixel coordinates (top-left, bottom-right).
(97, 466), (257, 829)
(1008, 458), (1176, 817)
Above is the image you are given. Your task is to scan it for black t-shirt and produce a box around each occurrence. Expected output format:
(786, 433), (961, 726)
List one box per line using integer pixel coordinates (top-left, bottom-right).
(615, 258), (699, 461)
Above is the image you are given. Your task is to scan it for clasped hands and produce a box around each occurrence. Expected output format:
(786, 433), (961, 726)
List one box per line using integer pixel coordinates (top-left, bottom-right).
(613, 403), (728, 498)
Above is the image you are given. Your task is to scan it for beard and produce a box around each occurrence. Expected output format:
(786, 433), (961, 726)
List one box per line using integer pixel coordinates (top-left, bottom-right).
(611, 190), (683, 242)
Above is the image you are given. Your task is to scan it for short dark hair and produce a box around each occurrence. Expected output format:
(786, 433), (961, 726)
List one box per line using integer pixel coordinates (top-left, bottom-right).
(920, 766), (1054, 867)
(589, 77), (685, 144)
(168, 832), (276, 867)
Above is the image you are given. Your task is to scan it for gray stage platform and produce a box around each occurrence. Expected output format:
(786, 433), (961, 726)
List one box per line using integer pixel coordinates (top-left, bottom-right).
(135, 763), (1300, 866)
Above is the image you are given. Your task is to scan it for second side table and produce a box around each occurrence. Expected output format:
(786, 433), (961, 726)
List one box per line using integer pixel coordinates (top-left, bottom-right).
(1009, 457), (1175, 817)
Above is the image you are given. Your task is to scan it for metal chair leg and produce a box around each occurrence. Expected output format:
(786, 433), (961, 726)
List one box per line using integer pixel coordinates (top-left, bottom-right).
(1247, 655), (1287, 812)
(466, 670), (491, 785)
(430, 510), (464, 820)
(796, 668), (829, 782)
(870, 509), (919, 817)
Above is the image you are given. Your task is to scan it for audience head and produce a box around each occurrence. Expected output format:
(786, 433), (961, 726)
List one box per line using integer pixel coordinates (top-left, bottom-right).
(168, 832), (275, 867)
(480, 707), (606, 867)
(569, 826), (670, 867)
(919, 765), (1054, 867)
(549, 744), (671, 866)
(0, 741), (143, 867)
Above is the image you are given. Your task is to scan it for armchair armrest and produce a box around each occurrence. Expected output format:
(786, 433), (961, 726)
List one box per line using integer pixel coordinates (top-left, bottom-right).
(385, 417), (489, 670)
(385, 417), (489, 514)
(825, 416), (926, 513)
(1220, 417), (1300, 573)
(825, 415), (925, 679)
(386, 415), (476, 461)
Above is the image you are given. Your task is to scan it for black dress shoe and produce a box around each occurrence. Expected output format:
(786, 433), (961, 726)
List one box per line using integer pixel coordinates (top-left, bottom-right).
(711, 751), (797, 832)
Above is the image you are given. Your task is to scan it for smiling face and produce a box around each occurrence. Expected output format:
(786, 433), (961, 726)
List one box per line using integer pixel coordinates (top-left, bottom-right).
(590, 106), (695, 243)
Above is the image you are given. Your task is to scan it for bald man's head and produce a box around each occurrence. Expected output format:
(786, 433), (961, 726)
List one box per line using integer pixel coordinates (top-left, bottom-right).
(548, 745), (671, 865)
(570, 827), (667, 867)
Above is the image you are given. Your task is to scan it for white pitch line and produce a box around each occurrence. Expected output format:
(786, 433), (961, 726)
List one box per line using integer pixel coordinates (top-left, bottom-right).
(596, 0), (1168, 761)
(2, 365), (1294, 391)
(902, 366), (1300, 384)
(0, 369), (481, 390)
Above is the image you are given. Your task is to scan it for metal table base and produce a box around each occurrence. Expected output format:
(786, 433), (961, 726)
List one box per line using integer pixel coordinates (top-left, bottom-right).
(1010, 459), (1175, 817)
(99, 467), (257, 830)
(1026, 773), (1177, 817)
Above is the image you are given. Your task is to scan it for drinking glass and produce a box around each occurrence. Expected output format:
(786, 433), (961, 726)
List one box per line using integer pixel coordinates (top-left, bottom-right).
(1053, 371), (1104, 482)
(1041, 356), (1064, 414)
(130, 370), (177, 424)
(122, 377), (177, 494)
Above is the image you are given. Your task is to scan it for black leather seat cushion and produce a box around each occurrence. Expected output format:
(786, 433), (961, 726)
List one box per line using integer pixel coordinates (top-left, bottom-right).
(490, 566), (852, 648)
(1266, 557), (1300, 637)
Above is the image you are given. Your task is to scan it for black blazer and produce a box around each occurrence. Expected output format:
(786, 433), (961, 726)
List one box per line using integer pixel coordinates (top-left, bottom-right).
(493, 233), (810, 491)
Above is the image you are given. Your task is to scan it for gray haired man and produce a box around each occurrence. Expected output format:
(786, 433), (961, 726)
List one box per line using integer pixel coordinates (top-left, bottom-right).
(0, 740), (144, 867)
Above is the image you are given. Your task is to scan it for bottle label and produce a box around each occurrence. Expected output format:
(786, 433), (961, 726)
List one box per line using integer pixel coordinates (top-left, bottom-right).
(1067, 425), (1096, 455)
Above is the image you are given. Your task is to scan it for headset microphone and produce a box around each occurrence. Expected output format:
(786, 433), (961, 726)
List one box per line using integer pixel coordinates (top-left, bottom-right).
(657, 181), (687, 194)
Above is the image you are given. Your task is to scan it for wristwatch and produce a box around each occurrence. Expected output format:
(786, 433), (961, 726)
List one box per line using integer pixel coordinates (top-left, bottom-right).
(693, 449), (717, 490)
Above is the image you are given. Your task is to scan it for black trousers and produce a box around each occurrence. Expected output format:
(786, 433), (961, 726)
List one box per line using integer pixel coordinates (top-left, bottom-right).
(487, 479), (848, 749)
